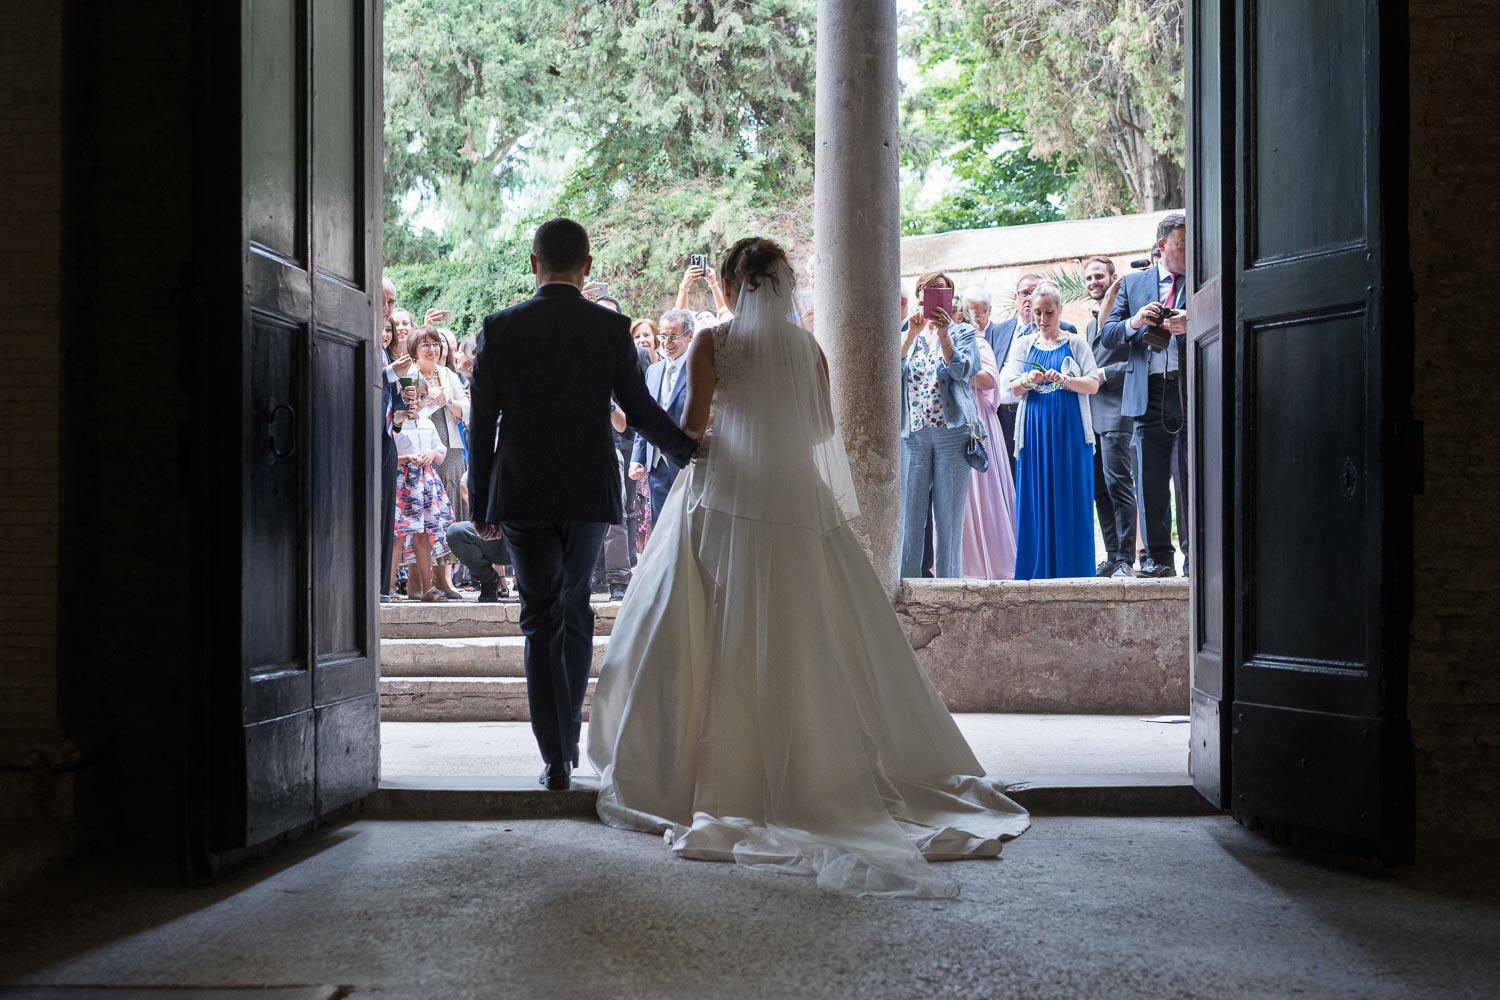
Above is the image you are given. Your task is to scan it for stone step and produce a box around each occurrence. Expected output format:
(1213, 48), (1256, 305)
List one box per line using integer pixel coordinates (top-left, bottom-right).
(380, 676), (597, 723)
(380, 636), (610, 678)
(362, 773), (1216, 820)
(381, 598), (622, 639)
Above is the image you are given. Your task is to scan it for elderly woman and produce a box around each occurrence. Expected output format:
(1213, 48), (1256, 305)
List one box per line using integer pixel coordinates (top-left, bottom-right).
(631, 319), (660, 364)
(900, 271), (982, 578)
(408, 327), (471, 597)
(1000, 282), (1102, 580)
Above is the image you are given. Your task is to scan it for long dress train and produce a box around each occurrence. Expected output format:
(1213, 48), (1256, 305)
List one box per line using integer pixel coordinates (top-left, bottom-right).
(588, 286), (1029, 900)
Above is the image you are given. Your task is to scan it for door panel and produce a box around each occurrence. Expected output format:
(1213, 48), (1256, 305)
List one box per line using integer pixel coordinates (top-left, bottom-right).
(1229, 0), (1411, 860)
(195, 0), (380, 858)
(1186, 0), (1235, 808)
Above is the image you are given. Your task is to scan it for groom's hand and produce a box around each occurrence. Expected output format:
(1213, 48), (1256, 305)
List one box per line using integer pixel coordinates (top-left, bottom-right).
(474, 522), (503, 541)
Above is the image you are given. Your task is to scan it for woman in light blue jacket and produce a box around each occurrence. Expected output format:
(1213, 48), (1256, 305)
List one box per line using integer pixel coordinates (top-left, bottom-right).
(900, 271), (983, 578)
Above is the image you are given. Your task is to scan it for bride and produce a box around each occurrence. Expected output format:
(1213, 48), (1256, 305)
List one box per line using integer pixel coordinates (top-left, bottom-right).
(587, 238), (1029, 899)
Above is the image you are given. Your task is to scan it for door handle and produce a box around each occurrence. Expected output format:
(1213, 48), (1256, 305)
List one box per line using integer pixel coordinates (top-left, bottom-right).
(266, 399), (296, 459)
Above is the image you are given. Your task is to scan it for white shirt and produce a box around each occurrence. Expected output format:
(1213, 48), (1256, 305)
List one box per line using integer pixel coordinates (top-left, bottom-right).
(394, 417), (447, 463)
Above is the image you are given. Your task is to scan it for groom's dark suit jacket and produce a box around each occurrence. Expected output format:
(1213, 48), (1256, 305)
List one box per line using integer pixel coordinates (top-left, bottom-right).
(469, 283), (696, 525)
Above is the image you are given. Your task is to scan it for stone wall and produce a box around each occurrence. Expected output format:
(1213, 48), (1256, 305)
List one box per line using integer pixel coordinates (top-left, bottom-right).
(1407, 0), (1500, 836)
(894, 579), (1190, 715)
(898, 210), (1177, 332)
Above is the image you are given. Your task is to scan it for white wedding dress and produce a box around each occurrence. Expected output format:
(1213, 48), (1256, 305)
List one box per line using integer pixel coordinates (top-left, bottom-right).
(587, 266), (1029, 899)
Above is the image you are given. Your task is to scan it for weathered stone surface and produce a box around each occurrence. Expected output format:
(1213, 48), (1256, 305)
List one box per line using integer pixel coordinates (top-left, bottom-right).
(377, 580), (1187, 718)
(380, 637), (608, 678)
(380, 677), (597, 723)
(381, 600), (620, 639)
(894, 578), (1190, 715)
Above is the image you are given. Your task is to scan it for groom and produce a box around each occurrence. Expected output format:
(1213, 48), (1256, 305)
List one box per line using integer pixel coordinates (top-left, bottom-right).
(469, 218), (697, 791)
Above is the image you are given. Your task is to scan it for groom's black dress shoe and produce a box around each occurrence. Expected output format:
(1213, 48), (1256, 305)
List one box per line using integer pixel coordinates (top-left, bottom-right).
(540, 761), (571, 791)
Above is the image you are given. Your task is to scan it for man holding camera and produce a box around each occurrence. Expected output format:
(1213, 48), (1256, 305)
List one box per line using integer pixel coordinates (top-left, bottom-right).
(1101, 213), (1190, 578)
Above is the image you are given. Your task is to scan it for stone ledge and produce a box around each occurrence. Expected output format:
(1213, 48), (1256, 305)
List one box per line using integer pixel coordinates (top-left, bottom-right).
(361, 773), (1212, 819)
(897, 577), (1189, 608)
(895, 578), (1189, 715)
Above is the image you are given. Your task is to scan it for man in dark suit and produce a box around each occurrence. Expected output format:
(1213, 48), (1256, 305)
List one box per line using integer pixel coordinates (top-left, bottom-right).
(1102, 213), (1190, 578)
(991, 272), (1078, 457)
(469, 218), (696, 791)
(1083, 256), (1137, 578)
(629, 308), (695, 523)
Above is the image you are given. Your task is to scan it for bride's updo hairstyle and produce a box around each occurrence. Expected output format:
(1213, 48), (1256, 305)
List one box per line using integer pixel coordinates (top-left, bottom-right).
(719, 237), (793, 297)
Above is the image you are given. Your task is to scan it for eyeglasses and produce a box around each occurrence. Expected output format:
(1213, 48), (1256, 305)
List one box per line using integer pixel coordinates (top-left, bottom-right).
(661, 334), (687, 343)
(416, 342), (441, 351)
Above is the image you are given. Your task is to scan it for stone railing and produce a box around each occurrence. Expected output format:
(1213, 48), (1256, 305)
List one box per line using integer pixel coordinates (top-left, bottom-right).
(894, 578), (1190, 715)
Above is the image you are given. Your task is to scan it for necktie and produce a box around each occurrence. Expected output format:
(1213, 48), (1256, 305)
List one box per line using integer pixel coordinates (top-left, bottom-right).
(661, 362), (678, 405)
(1166, 273), (1183, 311)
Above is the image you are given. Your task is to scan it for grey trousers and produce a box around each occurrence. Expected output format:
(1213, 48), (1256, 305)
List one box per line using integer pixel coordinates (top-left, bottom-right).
(1093, 428), (1137, 564)
(445, 521), (507, 587)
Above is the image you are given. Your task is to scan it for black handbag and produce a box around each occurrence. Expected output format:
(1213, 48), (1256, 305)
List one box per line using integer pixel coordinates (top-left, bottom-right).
(964, 423), (990, 473)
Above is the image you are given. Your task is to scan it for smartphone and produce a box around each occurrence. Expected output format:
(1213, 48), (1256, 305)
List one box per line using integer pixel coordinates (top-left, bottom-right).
(428, 308), (452, 324)
(596, 282), (609, 296)
(920, 286), (954, 320)
(690, 253), (710, 273)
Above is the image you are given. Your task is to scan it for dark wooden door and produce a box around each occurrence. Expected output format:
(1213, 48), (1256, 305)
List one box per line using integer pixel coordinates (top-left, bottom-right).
(194, 0), (381, 860)
(1224, 0), (1412, 860)
(1186, 0), (1235, 809)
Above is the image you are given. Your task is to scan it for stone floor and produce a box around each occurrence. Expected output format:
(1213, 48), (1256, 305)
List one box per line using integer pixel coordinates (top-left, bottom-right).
(380, 713), (1193, 780)
(1, 816), (1496, 999)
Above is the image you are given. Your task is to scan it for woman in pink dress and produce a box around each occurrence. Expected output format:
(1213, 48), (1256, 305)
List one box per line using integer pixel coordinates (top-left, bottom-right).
(961, 334), (1018, 579)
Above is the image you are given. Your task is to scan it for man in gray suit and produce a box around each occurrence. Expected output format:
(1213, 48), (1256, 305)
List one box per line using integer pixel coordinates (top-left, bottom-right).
(1084, 256), (1136, 578)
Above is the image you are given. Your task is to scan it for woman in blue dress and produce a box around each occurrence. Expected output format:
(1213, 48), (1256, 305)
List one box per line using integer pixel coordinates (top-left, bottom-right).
(998, 282), (1102, 580)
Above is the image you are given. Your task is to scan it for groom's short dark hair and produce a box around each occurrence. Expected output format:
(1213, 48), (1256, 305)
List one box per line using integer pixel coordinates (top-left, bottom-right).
(532, 218), (590, 273)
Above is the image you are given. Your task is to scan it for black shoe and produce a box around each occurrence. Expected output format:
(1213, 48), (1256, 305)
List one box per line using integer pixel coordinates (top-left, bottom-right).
(609, 583), (626, 602)
(540, 761), (572, 791)
(478, 579), (501, 603)
(1096, 559), (1116, 578)
(1137, 557), (1176, 578)
(1111, 560), (1135, 578)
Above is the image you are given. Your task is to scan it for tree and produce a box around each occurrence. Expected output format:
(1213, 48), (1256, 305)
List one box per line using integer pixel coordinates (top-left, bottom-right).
(928, 0), (1185, 216)
(899, 31), (1070, 234)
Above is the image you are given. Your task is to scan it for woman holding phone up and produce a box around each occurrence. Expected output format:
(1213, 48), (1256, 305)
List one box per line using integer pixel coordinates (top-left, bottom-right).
(899, 271), (982, 578)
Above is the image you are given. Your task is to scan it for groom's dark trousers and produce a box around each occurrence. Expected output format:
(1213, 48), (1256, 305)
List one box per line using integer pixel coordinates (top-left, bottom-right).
(500, 520), (608, 766)
(468, 282), (696, 768)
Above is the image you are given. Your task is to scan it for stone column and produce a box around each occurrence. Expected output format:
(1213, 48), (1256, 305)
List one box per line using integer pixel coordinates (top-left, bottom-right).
(815, 0), (902, 596)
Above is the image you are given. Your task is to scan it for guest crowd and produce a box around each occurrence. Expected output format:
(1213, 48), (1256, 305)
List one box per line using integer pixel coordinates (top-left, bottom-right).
(375, 211), (1190, 601)
(899, 212), (1191, 581)
(376, 263), (735, 603)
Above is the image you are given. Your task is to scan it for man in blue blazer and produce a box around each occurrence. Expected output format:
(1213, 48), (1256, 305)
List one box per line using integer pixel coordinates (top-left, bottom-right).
(1101, 213), (1190, 578)
(991, 272), (1078, 456)
(629, 308), (696, 523)
(469, 219), (696, 791)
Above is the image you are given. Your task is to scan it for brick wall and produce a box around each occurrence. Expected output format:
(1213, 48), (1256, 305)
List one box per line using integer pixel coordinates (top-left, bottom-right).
(1408, 0), (1500, 835)
(0, 4), (64, 800)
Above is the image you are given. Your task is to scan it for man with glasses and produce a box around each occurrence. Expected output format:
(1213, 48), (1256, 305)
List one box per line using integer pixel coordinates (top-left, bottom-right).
(629, 309), (695, 523)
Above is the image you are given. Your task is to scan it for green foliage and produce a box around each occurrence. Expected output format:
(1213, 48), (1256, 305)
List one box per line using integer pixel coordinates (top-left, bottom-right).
(924, 0), (1185, 216)
(900, 17), (1070, 235)
(385, 238), (533, 341)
